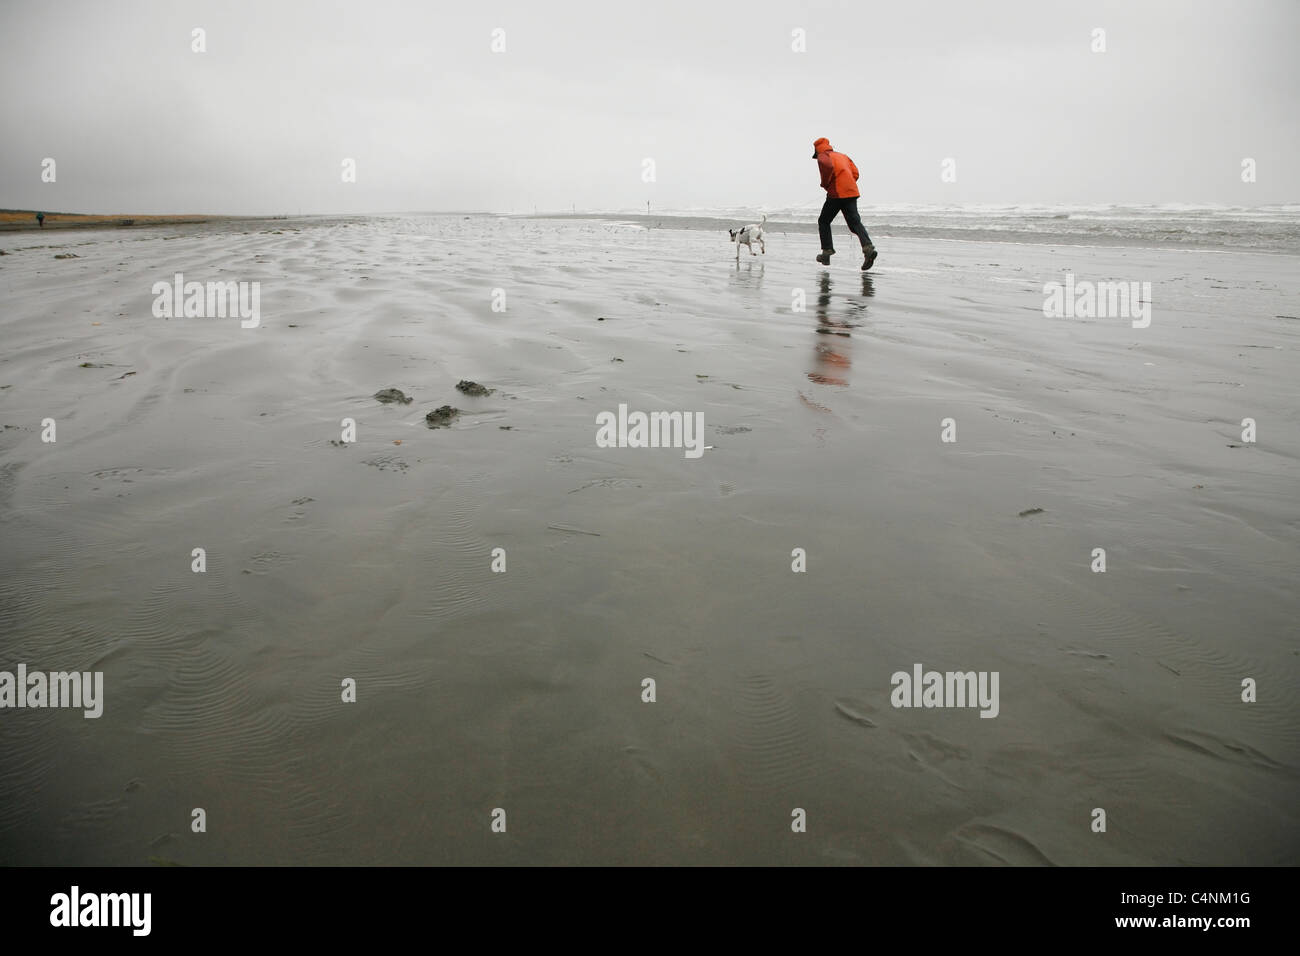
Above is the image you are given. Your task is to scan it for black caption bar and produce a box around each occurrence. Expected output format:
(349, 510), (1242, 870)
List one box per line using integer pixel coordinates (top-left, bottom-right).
(0, 865), (1283, 943)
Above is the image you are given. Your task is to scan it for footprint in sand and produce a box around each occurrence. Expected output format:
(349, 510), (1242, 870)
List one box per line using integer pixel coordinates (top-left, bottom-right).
(833, 699), (878, 728)
(952, 823), (1056, 866)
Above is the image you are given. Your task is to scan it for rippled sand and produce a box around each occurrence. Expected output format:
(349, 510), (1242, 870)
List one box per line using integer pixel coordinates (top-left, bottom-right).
(1, 215), (1297, 864)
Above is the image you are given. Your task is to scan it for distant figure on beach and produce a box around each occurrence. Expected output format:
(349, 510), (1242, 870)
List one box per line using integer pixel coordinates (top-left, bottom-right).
(36, 212), (45, 228)
(812, 138), (876, 270)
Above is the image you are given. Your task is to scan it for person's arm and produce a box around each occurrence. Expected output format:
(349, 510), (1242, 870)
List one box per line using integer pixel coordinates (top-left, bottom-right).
(818, 155), (833, 190)
(850, 157), (860, 181)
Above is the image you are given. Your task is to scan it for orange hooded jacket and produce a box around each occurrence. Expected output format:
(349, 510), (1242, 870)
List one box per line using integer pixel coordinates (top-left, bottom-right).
(813, 137), (860, 199)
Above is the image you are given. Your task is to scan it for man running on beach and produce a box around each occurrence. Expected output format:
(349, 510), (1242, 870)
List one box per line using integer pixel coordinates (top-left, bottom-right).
(36, 212), (45, 228)
(812, 137), (877, 270)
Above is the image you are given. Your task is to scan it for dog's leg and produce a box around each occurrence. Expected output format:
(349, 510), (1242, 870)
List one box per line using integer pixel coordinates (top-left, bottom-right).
(759, 238), (765, 255)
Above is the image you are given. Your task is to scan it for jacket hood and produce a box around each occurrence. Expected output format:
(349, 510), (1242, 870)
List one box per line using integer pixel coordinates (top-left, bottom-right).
(812, 137), (832, 157)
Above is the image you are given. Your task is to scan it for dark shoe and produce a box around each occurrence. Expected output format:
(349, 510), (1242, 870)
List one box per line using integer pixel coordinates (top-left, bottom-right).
(861, 244), (877, 270)
(815, 249), (836, 265)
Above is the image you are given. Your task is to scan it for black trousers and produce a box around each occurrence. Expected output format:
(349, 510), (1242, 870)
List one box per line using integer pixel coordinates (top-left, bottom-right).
(818, 197), (872, 251)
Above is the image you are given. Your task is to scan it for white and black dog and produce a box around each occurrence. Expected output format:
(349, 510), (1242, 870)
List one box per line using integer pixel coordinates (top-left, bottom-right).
(728, 214), (766, 260)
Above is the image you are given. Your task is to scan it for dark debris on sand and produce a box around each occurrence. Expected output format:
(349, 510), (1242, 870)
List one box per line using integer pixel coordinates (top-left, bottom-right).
(374, 388), (412, 404)
(425, 406), (460, 428)
(455, 380), (494, 397)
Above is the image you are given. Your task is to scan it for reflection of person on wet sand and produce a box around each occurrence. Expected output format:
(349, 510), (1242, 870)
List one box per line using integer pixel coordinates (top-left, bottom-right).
(809, 272), (852, 386)
(807, 273), (875, 386)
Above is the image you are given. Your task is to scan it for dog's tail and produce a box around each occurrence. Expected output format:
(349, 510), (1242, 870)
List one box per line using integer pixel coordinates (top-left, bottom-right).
(761, 214), (767, 225)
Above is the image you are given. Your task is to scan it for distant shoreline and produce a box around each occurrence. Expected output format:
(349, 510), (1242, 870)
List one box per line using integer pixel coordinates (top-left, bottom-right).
(0, 211), (287, 233)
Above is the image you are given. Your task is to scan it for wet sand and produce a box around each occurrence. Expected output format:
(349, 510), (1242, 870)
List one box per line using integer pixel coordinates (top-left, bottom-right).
(1, 215), (1297, 865)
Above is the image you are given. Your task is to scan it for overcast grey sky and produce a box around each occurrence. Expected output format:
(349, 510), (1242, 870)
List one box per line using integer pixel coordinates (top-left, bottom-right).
(2, 0), (1296, 214)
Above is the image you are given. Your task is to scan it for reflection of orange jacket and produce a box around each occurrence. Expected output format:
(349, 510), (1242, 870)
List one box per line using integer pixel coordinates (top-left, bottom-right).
(813, 137), (860, 199)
